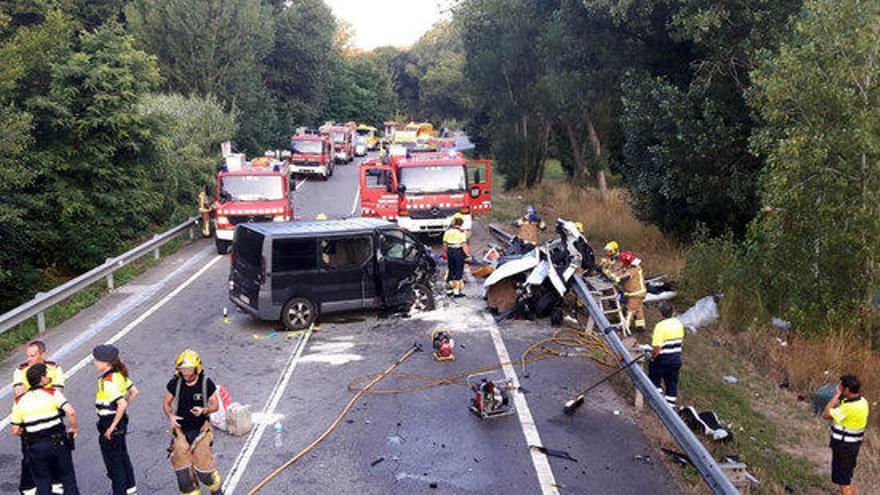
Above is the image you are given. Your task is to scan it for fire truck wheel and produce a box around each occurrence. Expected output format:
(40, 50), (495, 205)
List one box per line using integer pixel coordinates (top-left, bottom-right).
(410, 282), (435, 311)
(282, 297), (318, 331)
(215, 238), (231, 255)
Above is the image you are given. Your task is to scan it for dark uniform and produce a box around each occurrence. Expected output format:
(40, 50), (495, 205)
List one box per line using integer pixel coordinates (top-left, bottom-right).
(13, 362), (65, 495)
(95, 371), (137, 494)
(167, 373), (222, 495)
(649, 317), (684, 407)
(11, 387), (79, 495)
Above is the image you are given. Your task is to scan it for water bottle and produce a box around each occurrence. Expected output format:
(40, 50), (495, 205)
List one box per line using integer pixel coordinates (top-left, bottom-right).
(273, 422), (283, 449)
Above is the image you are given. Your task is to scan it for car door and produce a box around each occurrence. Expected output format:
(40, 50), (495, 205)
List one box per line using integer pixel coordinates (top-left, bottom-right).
(377, 229), (423, 307)
(359, 162), (399, 219)
(466, 160), (492, 213)
(316, 235), (373, 311)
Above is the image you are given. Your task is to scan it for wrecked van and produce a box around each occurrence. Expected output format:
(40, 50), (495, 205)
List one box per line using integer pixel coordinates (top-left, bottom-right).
(228, 218), (436, 330)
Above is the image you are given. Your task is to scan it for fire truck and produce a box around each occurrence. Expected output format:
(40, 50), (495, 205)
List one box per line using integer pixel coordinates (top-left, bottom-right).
(213, 154), (294, 254)
(288, 133), (334, 180)
(320, 123), (355, 164)
(359, 151), (492, 235)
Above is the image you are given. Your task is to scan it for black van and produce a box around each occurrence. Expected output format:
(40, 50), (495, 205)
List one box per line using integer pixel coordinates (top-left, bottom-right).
(228, 218), (436, 330)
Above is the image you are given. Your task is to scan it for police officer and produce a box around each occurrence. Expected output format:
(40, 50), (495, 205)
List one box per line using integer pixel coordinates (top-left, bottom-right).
(12, 341), (65, 495)
(93, 344), (139, 495)
(648, 302), (684, 407)
(823, 374), (869, 495)
(443, 215), (470, 297)
(10, 363), (80, 495)
(162, 350), (223, 495)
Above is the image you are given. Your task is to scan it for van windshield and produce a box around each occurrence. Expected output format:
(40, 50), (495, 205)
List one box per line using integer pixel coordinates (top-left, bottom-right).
(399, 166), (466, 194)
(222, 175), (284, 201)
(291, 140), (322, 155)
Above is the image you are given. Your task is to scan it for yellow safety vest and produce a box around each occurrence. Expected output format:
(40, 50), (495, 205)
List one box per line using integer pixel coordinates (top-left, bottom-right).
(651, 318), (684, 356)
(830, 396), (869, 444)
(11, 387), (68, 436)
(13, 362), (65, 392)
(96, 371), (133, 418)
(443, 227), (467, 248)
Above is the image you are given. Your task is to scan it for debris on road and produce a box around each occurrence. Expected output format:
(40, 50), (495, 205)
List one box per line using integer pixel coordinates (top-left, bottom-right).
(633, 454), (652, 464)
(370, 457), (385, 467)
(531, 445), (578, 462)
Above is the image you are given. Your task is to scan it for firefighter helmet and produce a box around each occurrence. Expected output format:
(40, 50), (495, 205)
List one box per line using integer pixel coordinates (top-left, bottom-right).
(619, 251), (635, 267)
(175, 349), (203, 375)
(574, 221), (585, 233)
(604, 241), (619, 256)
(315, 213), (328, 220)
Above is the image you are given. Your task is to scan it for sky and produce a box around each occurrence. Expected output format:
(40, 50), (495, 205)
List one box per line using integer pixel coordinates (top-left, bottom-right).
(324, 0), (450, 50)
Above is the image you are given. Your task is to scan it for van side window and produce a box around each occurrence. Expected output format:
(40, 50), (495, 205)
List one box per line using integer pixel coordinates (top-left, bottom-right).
(381, 231), (419, 261)
(272, 239), (317, 271)
(319, 237), (371, 268)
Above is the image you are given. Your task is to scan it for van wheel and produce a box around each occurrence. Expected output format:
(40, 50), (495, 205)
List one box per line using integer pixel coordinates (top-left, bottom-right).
(282, 297), (318, 330)
(215, 238), (231, 255)
(411, 282), (435, 311)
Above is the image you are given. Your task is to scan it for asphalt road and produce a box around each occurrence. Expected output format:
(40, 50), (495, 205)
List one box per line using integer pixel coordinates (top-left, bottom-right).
(0, 149), (680, 495)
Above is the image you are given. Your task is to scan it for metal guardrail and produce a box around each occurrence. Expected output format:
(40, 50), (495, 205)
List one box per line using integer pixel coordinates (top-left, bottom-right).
(0, 216), (201, 337)
(487, 223), (739, 494)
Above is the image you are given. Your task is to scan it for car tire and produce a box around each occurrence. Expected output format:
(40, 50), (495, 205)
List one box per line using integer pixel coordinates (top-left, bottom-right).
(215, 238), (231, 255)
(282, 297), (318, 331)
(410, 282), (435, 312)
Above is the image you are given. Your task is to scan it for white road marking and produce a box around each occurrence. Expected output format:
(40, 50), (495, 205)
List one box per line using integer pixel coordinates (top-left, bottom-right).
(0, 254), (224, 430)
(222, 328), (313, 494)
(484, 313), (560, 495)
(295, 177), (307, 191)
(350, 184), (360, 217)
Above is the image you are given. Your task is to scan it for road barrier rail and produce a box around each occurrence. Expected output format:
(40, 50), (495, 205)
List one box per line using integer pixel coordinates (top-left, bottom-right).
(0, 216), (201, 336)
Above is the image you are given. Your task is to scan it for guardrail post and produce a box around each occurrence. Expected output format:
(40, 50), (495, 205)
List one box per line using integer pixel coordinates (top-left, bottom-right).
(35, 292), (47, 333)
(153, 235), (161, 260)
(188, 226), (194, 240)
(105, 258), (115, 290)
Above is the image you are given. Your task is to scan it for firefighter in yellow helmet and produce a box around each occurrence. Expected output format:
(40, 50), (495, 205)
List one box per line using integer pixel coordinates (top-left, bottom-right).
(162, 350), (222, 495)
(198, 185), (214, 238)
(598, 241), (622, 280)
(513, 206), (546, 246)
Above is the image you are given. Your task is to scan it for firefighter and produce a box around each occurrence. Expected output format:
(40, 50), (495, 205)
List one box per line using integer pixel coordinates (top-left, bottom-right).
(598, 241), (621, 280)
(198, 185), (213, 238)
(162, 350), (223, 495)
(616, 250), (646, 333)
(823, 374), (869, 495)
(12, 341), (65, 495)
(649, 302), (684, 407)
(93, 345), (139, 495)
(513, 206), (546, 246)
(443, 215), (470, 297)
(11, 363), (80, 495)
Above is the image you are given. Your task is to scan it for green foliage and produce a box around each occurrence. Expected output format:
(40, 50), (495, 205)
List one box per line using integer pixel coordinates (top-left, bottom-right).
(126, 0), (275, 152)
(743, 0), (880, 330)
(322, 55), (396, 127)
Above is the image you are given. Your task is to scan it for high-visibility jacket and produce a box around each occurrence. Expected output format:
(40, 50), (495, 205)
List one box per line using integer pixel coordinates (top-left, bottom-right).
(622, 265), (646, 298)
(651, 317), (684, 363)
(95, 371), (133, 418)
(11, 387), (68, 437)
(443, 227), (467, 249)
(830, 396), (869, 445)
(12, 361), (65, 393)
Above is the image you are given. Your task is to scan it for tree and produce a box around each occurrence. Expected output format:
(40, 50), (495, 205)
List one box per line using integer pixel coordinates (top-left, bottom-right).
(126, 0), (274, 152)
(744, 0), (880, 328)
(322, 55), (396, 126)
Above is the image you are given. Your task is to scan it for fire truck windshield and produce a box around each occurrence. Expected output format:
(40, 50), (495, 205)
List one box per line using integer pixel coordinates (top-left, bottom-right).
(291, 140), (322, 155)
(331, 132), (346, 143)
(399, 166), (466, 194)
(221, 175), (284, 202)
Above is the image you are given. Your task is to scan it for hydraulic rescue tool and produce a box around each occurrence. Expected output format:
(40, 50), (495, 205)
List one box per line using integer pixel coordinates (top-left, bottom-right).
(467, 372), (515, 419)
(431, 329), (454, 361)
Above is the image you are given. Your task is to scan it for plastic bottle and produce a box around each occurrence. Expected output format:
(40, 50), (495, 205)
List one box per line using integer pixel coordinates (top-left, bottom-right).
(273, 422), (283, 449)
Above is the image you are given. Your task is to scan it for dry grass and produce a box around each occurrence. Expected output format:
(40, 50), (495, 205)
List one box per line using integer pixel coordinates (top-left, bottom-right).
(493, 183), (687, 280)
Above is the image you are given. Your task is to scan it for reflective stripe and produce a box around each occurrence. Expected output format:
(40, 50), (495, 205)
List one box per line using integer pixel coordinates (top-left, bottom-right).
(831, 432), (864, 443)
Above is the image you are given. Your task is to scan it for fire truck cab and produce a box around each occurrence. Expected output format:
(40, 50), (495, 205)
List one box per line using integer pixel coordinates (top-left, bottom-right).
(320, 123), (355, 164)
(288, 134), (334, 180)
(214, 154), (294, 254)
(359, 151), (492, 236)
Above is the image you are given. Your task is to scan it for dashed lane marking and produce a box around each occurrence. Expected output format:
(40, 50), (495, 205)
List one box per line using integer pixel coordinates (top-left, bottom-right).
(484, 313), (560, 495)
(222, 327), (313, 494)
(0, 254), (224, 430)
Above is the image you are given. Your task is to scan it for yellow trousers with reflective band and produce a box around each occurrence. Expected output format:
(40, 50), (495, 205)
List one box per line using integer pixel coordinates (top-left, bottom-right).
(169, 424), (222, 494)
(626, 296), (645, 330)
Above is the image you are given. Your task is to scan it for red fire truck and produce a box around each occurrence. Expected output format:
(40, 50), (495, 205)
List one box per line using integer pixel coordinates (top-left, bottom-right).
(320, 123), (355, 164)
(213, 154), (294, 254)
(288, 133), (334, 180)
(359, 151), (492, 235)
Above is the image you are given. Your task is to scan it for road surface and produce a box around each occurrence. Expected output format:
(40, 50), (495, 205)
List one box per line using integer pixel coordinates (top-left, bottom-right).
(0, 150), (680, 494)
